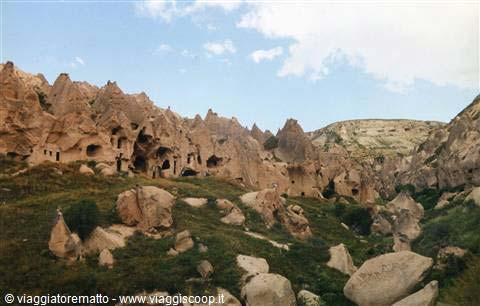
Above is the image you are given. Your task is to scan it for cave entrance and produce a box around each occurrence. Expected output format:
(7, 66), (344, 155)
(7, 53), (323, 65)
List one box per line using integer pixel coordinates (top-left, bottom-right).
(161, 160), (171, 170)
(157, 147), (171, 159)
(116, 159), (122, 172)
(181, 168), (198, 177)
(352, 188), (359, 196)
(206, 155), (223, 168)
(86, 144), (101, 157)
(55, 152), (60, 161)
(117, 137), (127, 149)
(133, 156), (147, 172)
(322, 179), (336, 199)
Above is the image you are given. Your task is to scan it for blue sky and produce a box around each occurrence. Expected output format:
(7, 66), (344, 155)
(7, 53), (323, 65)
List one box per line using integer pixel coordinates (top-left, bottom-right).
(2, 1), (478, 132)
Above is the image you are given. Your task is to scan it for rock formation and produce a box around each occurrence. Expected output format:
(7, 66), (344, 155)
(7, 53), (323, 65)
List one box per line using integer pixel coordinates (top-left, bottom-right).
(326, 243), (357, 276)
(116, 186), (175, 232)
(241, 273), (296, 306)
(391, 280), (438, 306)
(48, 210), (82, 260)
(343, 251), (433, 306)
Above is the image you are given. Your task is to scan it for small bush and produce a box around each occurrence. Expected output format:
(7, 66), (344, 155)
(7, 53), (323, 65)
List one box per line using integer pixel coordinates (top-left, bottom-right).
(64, 199), (99, 240)
(263, 136), (279, 150)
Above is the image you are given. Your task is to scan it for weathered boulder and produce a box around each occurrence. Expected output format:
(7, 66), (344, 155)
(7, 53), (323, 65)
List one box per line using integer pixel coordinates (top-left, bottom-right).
(344, 251), (433, 306)
(392, 210), (422, 252)
(326, 244), (357, 276)
(297, 290), (324, 306)
(245, 189), (285, 228)
(182, 197), (208, 208)
(466, 186), (480, 206)
(100, 166), (116, 176)
(217, 199), (245, 226)
(236, 254), (269, 276)
(116, 186), (175, 232)
(98, 249), (114, 268)
(83, 225), (134, 253)
(197, 260), (214, 279)
(183, 288), (241, 306)
(48, 211), (82, 260)
(392, 281), (439, 306)
(386, 192), (424, 220)
(79, 164), (94, 175)
(241, 273), (296, 306)
(279, 204), (312, 240)
(174, 230), (194, 253)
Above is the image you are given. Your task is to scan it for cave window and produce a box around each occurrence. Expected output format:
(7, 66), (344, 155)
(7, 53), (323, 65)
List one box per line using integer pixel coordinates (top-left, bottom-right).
(44, 150), (47, 155)
(111, 127), (121, 135)
(55, 152), (60, 161)
(181, 168), (198, 177)
(352, 188), (359, 196)
(197, 155), (202, 164)
(86, 145), (101, 157)
(173, 160), (177, 175)
(133, 156), (147, 172)
(322, 179), (336, 199)
(130, 123), (139, 130)
(301, 192), (305, 197)
(206, 155), (223, 168)
(49, 151), (52, 156)
(137, 129), (149, 144)
(187, 156), (191, 164)
(152, 170), (156, 179)
(157, 147), (170, 158)
(161, 160), (171, 170)
(117, 137), (126, 149)
(116, 159), (122, 172)
(291, 180), (295, 184)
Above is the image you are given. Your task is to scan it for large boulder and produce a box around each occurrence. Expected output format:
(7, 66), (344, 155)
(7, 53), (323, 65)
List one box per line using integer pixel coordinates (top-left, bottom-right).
(48, 210), (82, 260)
(326, 244), (357, 276)
(241, 273), (296, 306)
(246, 189), (285, 228)
(236, 254), (269, 276)
(116, 186), (175, 232)
(392, 281), (439, 306)
(197, 260), (214, 279)
(83, 225), (134, 253)
(344, 251), (433, 306)
(182, 197), (208, 208)
(217, 199), (245, 226)
(183, 288), (241, 306)
(279, 204), (312, 240)
(386, 192), (424, 220)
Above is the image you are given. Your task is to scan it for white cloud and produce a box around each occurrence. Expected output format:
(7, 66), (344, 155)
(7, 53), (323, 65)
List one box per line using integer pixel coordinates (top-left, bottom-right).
(70, 56), (85, 68)
(203, 39), (236, 55)
(135, 0), (242, 22)
(238, 2), (479, 91)
(250, 47), (283, 63)
(153, 43), (173, 55)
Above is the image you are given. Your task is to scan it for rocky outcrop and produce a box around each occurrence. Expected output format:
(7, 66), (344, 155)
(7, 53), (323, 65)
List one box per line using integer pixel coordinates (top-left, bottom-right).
(83, 225), (135, 254)
(399, 95), (480, 190)
(241, 273), (296, 306)
(197, 260), (214, 279)
(217, 199), (245, 226)
(326, 244), (357, 276)
(392, 281), (438, 306)
(344, 251), (433, 306)
(116, 186), (175, 232)
(466, 186), (480, 206)
(48, 210), (82, 260)
(79, 164), (95, 175)
(372, 192), (424, 251)
(236, 254), (269, 277)
(275, 119), (314, 163)
(241, 189), (312, 240)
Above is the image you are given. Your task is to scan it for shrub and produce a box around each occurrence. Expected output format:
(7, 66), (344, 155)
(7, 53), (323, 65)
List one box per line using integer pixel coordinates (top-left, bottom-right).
(263, 136), (279, 150)
(64, 199), (99, 240)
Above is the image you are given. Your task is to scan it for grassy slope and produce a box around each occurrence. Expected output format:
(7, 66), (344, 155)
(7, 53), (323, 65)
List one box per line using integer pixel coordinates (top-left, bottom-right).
(3, 159), (477, 305)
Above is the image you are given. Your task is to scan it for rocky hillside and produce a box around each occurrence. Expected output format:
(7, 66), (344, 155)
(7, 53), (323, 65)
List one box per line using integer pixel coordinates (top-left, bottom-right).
(308, 119), (444, 160)
(399, 95), (480, 190)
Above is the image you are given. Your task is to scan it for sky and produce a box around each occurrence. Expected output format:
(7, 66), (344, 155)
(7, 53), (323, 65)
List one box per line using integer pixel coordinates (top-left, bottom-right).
(1, 0), (479, 132)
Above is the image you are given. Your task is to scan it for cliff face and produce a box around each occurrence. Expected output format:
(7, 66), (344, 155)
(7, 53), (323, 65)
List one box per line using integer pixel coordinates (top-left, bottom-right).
(308, 119), (445, 160)
(1, 61), (477, 203)
(398, 96), (480, 190)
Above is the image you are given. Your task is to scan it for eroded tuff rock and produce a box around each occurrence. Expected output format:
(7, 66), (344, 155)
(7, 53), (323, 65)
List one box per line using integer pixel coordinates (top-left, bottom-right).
(83, 225), (135, 254)
(297, 290), (324, 306)
(399, 95), (480, 190)
(326, 243), (357, 276)
(98, 249), (115, 269)
(174, 230), (194, 253)
(372, 192), (424, 251)
(48, 210), (82, 260)
(344, 251), (433, 306)
(116, 186), (175, 232)
(0, 62), (386, 204)
(392, 281), (439, 306)
(241, 189), (312, 239)
(241, 273), (296, 306)
(217, 199), (245, 226)
(236, 254), (269, 277)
